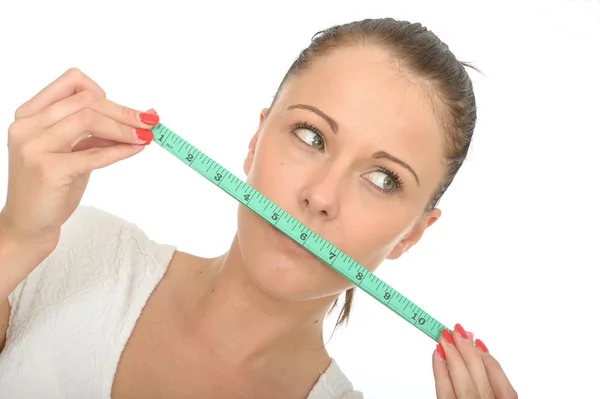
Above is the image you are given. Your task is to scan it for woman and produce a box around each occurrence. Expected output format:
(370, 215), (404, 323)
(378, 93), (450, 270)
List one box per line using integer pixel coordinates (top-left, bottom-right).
(0, 18), (517, 398)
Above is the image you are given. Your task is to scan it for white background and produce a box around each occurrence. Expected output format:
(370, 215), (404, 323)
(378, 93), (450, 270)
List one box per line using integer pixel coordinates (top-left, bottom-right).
(1, 0), (599, 397)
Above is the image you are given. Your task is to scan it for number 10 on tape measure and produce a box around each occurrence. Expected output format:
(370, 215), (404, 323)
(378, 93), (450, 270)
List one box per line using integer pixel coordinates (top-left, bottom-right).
(150, 122), (452, 341)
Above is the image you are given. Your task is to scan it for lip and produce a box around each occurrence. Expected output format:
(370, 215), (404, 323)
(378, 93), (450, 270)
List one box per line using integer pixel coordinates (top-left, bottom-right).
(270, 225), (316, 260)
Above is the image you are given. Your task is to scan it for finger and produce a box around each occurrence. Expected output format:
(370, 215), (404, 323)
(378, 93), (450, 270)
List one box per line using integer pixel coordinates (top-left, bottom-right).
(452, 324), (495, 398)
(14, 68), (106, 120)
(34, 90), (159, 130)
(432, 344), (456, 399)
(61, 142), (146, 178)
(72, 136), (125, 152)
(477, 340), (518, 399)
(439, 329), (480, 399)
(66, 137), (116, 206)
(38, 108), (152, 152)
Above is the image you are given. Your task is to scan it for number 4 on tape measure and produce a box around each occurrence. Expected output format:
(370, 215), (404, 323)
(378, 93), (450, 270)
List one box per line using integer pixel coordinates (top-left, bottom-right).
(150, 122), (452, 341)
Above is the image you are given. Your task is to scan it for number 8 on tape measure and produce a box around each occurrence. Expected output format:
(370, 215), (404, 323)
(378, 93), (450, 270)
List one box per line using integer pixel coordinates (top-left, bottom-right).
(151, 122), (451, 342)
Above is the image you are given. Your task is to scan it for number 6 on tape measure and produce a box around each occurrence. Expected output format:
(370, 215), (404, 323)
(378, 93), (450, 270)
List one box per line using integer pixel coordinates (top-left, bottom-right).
(150, 122), (452, 342)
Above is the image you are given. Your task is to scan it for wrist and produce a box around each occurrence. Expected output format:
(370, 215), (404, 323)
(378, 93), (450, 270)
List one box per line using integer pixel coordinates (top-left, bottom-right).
(0, 214), (51, 264)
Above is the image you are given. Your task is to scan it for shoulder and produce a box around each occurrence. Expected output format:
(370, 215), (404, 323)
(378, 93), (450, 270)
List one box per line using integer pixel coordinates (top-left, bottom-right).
(49, 204), (177, 280)
(60, 204), (153, 246)
(308, 358), (364, 399)
(62, 203), (176, 261)
(7, 205), (176, 324)
(52, 204), (175, 274)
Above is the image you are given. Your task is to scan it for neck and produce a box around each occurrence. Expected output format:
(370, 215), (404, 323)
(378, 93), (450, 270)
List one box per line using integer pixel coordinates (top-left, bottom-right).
(187, 233), (335, 370)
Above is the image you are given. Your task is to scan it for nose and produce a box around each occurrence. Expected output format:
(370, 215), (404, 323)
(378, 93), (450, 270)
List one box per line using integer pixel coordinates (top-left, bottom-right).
(299, 170), (341, 220)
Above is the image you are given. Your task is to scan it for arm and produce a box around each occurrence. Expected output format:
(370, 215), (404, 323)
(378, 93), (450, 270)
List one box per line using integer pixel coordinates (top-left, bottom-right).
(0, 224), (52, 354)
(0, 300), (8, 352)
(0, 222), (52, 302)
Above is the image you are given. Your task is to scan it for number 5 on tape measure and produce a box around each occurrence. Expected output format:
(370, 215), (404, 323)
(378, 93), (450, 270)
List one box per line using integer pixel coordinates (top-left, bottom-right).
(150, 122), (452, 341)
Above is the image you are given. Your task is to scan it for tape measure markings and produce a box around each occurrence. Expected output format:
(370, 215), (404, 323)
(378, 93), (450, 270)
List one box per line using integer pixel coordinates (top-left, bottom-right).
(151, 122), (450, 341)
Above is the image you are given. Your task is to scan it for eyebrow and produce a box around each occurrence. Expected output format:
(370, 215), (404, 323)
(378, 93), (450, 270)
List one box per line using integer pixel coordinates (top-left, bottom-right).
(288, 104), (338, 133)
(372, 151), (420, 186)
(287, 103), (420, 186)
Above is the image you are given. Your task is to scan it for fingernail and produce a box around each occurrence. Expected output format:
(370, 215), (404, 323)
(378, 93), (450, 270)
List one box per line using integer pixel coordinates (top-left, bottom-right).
(467, 331), (474, 340)
(138, 111), (159, 125)
(441, 329), (454, 345)
(436, 343), (446, 360)
(147, 108), (158, 115)
(454, 323), (469, 340)
(135, 128), (153, 142)
(475, 339), (489, 353)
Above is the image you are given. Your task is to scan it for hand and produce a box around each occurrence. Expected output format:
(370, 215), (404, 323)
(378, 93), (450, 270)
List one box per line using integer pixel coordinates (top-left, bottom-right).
(432, 324), (517, 399)
(0, 67), (159, 255)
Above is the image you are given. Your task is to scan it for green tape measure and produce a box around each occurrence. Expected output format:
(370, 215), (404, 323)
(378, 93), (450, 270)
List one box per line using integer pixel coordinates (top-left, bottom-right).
(150, 122), (451, 341)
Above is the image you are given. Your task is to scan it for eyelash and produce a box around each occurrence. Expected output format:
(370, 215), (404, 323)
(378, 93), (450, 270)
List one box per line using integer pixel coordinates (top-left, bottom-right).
(373, 166), (405, 195)
(289, 121), (325, 144)
(288, 121), (405, 195)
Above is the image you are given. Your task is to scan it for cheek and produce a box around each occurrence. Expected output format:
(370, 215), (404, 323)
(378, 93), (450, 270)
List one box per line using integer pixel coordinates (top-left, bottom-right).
(247, 139), (299, 205)
(340, 218), (400, 267)
(247, 135), (284, 185)
(336, 197), (414, 270)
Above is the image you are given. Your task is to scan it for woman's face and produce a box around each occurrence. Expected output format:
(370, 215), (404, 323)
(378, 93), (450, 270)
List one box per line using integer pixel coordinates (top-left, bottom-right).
(238, 45), (445, 302)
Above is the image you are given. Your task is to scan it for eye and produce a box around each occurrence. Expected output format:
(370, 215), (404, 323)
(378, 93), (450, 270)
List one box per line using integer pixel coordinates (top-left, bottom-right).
(364, 167), (404, 195)
(290, 122), (325, 151)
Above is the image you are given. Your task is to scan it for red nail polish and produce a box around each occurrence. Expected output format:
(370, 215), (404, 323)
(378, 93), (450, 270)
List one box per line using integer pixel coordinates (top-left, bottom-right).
(146, 108), (158, 115)
(436, 343), (446, 360)
(475, 339), (489, 353)
(136, 128), (153, 142)
(139, 112), (159, 125)
(441, 329), (454, 345)
(454, 323), (469, 340)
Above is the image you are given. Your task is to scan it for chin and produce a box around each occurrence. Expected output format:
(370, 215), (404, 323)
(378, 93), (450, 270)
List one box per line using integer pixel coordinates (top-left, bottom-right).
(236, 206), (348, 302)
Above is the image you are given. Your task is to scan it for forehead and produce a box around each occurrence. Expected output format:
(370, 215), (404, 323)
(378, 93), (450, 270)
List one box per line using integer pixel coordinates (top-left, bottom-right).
(276, 45), (446, 186)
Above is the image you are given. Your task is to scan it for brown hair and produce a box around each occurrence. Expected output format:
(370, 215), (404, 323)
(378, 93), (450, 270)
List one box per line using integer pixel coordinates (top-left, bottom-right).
(267, 18), (478, 327)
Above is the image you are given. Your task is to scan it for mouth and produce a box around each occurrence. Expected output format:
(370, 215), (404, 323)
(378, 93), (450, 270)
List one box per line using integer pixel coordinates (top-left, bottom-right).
(270, 225), (316, 260)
